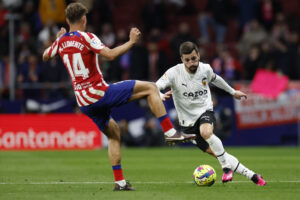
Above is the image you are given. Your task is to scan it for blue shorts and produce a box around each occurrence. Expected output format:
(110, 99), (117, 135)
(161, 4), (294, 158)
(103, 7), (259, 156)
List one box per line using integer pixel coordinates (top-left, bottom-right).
(80, 80), (136, 131)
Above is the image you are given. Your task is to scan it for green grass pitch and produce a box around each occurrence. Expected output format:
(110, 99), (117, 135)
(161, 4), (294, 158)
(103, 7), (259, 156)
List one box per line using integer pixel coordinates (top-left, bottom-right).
(1, 147), (300, 200)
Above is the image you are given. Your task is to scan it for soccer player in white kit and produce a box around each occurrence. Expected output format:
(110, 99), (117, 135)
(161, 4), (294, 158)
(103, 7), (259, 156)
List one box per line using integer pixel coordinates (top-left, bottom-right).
(156, 41), (266, 186)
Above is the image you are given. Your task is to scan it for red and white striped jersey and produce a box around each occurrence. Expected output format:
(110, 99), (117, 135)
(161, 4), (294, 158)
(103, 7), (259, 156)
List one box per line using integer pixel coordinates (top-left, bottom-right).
(47, 31), (109, 107)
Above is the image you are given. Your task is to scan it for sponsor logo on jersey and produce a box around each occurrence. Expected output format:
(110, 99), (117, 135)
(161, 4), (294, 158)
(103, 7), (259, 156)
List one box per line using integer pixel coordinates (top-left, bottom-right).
(183, 89), (208, 98)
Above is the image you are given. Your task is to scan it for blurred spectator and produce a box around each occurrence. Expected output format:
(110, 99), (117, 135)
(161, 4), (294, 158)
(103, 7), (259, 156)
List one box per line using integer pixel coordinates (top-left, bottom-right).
(238, 20), (268, 58)
(168, 0), (197, 16)
(285, 31), (300, 79)
(38, 0), (66, 26)
(198, 0), (237, 44)
(256, 0), (282, 31)
(143, 117), (165, 146)
(17, 43), (31, 65)
(141, 0), (168, 31)
(129, 37), (149, 80)
(0, 2), (8, 28)
(39, 57), (69, 99)
(263, 59), (278, 72)
(211, 45), (242, 80)
(107, 29), (129, 82)
(2, 0), (22, 10)
(0, 24), (9, 57)
(271, 13), (290, 43)
(17, 22), (34, 45)
(269, 13), (290, 75)
(21, 0), (42, 35)
(243, 44), (262, 80)
(171, 22), (196, 64)
(120, 119), (145, 147)
(237, 0), (259, 30)
(146, 40), (168, 81)
(100, 23), (116, 48)
(148, 28), (172, 63)
(88, 0), (112, 33)
(0, 55), (10, 98)
(212, 94), (233, 141)
(17, 54), (40, 99)
(38, 20), (59, 46)
(259, 40), (274, 67)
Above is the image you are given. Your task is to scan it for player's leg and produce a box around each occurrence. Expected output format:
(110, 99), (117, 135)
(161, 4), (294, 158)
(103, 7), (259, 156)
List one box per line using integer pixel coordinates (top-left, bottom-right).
(204, 138), (266, 185)
(200, 123), (231, 169)
(103, 118), (135, 191)
(129, 80), (195, 143)
(225, 152), (266, 186)
(198, 111), (233, 183)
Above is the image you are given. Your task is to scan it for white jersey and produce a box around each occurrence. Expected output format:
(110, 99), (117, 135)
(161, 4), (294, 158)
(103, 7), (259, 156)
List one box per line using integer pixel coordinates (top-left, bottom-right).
(156, 62), (215, 127)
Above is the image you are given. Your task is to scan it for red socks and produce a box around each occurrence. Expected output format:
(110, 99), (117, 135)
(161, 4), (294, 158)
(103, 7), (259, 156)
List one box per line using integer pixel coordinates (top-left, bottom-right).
(112, 165), (124, 181)
(158, 114), (174, 133)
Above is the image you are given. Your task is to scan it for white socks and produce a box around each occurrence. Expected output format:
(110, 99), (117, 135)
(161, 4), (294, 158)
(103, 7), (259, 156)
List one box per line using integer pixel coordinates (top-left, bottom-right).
(205, 134), (256, 180)
(226, 152), (255, 179)
(164, 128), (176, 137)
(205, 134), (231, 169)
(116, 179), (126, 187)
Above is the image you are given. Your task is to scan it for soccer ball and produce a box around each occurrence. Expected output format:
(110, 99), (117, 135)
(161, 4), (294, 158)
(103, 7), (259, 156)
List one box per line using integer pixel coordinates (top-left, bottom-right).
(193, 164), (216, 186)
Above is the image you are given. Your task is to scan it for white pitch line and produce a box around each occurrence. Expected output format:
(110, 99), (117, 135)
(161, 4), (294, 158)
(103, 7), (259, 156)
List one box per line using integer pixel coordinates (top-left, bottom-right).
(0, 180), (300, 185)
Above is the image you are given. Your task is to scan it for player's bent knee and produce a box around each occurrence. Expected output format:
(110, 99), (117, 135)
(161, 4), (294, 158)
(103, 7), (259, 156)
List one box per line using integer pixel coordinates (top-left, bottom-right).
(148, 82), (159, 92)
(200, 130), (213, 140)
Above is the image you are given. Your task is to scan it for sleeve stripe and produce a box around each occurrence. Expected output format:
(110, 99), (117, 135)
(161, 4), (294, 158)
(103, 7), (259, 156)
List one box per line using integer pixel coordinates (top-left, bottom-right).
(51, 45), (58, 57)
(48, 40), (58, 58)
(79, 31), (105, 53)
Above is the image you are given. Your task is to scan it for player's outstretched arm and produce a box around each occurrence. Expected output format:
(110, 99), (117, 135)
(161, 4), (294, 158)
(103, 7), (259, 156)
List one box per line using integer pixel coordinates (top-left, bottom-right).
(211, 74), (247, 100)
(99, 27), (141, 61)
(42, 27), (66, 62)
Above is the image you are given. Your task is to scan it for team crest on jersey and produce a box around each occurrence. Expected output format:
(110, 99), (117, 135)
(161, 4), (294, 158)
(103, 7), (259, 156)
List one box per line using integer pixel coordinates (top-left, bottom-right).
(202, 77), (207, 86)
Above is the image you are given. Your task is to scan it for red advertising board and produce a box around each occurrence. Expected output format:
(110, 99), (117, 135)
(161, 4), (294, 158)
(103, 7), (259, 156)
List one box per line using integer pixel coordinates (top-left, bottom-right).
(0, 114), (102, 150)
(234, 82), (300, 130)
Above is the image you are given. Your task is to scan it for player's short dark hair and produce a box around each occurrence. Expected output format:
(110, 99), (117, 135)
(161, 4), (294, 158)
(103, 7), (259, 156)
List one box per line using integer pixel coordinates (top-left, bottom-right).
(65, 2), (88, 24)
(179, 41), (199, 56)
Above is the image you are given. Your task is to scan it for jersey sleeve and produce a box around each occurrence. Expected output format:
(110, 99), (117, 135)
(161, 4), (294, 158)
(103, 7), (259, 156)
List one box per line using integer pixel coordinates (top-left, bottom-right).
(79, 32), (105, 54)
(206, 64), (216, 82)
(156, 68), (173, 90)
(47, 38), (60, 58)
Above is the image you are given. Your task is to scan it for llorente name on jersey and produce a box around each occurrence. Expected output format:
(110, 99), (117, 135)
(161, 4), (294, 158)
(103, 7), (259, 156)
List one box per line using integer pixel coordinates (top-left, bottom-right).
(59, 41), (84, 52)
(183, 89), (208, 98)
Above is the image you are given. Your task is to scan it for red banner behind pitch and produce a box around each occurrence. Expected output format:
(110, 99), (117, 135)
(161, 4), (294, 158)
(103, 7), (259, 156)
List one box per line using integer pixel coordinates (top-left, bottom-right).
(234, 82), (300, 130)
(0, 114), (102, 150)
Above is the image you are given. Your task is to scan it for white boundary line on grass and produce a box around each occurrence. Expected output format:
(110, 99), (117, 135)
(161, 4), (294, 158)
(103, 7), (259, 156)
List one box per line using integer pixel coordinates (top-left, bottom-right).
(0, 180), (300, 185)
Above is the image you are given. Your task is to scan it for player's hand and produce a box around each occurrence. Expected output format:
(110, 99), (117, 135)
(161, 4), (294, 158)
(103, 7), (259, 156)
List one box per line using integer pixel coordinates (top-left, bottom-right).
(234, 90), (247, 100)
(162, 90), (172, 101)
(129, 27), (141, 44)
(56, 27), (67, 38)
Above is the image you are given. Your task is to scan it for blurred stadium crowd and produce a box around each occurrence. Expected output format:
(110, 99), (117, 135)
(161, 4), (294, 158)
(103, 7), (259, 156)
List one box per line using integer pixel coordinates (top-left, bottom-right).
(0, 0), (300, 100)
(0, 0), (300, 147)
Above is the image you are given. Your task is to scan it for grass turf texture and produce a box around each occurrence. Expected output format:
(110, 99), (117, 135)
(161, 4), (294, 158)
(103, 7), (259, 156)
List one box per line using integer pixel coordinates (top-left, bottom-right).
(0, 147), (300, 200)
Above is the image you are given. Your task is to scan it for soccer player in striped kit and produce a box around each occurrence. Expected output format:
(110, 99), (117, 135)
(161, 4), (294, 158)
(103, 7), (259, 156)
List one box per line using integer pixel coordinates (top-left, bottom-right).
(42, 3), (195, 191)
(156, 41), (266, 186)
